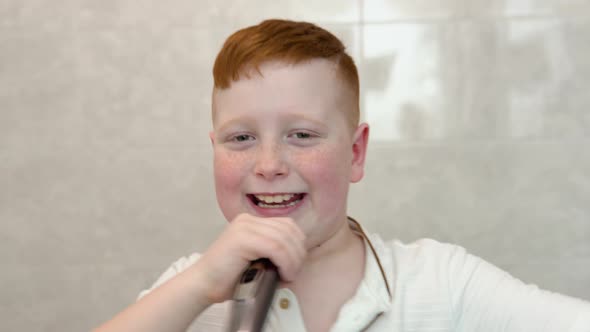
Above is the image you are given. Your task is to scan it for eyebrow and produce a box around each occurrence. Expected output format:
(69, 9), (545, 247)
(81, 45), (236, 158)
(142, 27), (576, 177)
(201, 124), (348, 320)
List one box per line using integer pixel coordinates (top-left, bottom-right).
(215, 117), (256, 134)
(216, 112), (329, 133)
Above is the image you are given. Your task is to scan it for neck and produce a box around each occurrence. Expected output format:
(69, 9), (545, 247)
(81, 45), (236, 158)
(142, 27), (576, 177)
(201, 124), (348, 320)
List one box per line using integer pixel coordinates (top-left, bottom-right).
(307, 218), (359, 262)
(280, 217), (365, 287)
(278, 217), (366, 332)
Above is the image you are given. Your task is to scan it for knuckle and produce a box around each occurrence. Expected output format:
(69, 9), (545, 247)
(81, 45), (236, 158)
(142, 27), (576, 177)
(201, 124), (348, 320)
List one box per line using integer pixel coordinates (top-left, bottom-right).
(269, 239), (286, 253)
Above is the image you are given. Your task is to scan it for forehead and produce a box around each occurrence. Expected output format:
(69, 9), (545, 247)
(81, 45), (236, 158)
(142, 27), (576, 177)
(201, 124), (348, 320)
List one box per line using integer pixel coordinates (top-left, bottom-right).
(212, 59), (351, 125)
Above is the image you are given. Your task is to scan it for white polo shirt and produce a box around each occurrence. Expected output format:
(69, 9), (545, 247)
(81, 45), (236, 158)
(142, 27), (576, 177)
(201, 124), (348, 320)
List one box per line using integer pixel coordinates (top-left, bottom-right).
(138, 219), (590, 331)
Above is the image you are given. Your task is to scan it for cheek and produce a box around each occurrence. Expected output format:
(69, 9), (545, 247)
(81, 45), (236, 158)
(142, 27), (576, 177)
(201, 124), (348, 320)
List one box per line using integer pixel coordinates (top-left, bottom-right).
(293, 145), (352, 201)
(213, 150), (249, 218)
(214, 156), (235, 190)
(214, 150), (249, 186)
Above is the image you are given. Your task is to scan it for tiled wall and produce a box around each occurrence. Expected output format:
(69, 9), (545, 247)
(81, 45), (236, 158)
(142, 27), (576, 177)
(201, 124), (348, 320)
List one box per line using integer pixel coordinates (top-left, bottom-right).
(1, 1), (588, 330)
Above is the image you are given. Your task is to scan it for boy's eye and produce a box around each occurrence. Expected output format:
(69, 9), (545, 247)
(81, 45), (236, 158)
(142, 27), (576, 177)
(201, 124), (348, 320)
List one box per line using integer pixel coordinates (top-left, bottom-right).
(292, 132), (312, 139)
(232, 134), (255, 142)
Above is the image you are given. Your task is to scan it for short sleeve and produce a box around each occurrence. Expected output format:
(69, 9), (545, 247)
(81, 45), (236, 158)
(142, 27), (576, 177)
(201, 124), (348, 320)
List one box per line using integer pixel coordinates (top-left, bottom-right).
(137, 252), (202, 301)
(135, 253), (230, 332)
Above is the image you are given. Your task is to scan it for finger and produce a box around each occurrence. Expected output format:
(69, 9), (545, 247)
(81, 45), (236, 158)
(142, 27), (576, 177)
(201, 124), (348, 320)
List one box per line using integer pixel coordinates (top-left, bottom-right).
(234, 219), (306, 280)
(233, 215), (305, 257)
(268, 217), (306, 242)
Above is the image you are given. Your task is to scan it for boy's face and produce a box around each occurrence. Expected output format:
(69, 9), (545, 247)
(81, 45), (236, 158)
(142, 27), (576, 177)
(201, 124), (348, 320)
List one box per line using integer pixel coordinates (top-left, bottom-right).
(210, 59), (368, 248)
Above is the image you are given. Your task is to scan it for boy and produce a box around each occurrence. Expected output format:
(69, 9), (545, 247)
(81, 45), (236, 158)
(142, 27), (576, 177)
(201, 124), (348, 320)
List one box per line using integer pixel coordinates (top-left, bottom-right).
(96, 19), (590, 332)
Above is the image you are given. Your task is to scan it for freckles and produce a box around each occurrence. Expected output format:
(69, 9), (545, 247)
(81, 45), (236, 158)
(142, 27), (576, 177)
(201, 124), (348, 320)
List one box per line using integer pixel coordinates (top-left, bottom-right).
(292, 146), (350, 214)
(215, 150), (251, 170)
(292, 145), (350, 181)
(214, 150), (250, 188)
(292, 149), (325, 171)
(214, 150), (248, 220)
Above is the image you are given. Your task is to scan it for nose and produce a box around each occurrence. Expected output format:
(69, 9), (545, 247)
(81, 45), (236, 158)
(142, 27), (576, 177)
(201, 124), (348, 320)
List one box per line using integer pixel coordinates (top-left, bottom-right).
(254, 143), (288, 180)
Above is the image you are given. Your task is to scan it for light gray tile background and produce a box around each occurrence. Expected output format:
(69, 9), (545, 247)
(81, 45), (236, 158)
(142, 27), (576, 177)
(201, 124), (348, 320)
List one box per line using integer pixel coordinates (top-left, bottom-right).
(1, 1), (589, 331)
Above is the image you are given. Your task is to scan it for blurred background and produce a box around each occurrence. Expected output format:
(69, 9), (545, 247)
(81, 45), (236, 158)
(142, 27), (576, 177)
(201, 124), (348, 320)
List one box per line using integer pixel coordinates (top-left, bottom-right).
(1, 0), (589, 330)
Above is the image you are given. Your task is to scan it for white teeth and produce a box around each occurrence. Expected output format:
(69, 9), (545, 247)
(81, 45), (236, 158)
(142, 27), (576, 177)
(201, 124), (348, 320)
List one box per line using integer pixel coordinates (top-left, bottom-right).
(258, 199), (300, 209)
(252, 193), (301, 208)
(255, 193), (295, 204)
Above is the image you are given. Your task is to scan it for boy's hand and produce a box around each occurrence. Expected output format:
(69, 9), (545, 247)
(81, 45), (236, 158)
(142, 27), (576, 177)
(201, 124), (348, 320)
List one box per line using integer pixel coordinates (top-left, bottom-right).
(188, 213), (306, 304)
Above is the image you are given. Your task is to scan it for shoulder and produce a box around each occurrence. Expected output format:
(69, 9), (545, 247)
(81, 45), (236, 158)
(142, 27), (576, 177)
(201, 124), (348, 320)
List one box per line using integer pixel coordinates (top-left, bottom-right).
(366, 233), (480, 299)
(365, 233), (590, 331)
(387, 237), (463, 259)
(368, 233), (468, 274)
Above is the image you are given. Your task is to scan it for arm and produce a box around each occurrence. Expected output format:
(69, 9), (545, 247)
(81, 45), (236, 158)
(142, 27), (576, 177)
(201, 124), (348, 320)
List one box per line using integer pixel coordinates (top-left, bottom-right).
(94, 260), (215, 332)
(94, 214), (306, 332)
(448, 246), (590, 332)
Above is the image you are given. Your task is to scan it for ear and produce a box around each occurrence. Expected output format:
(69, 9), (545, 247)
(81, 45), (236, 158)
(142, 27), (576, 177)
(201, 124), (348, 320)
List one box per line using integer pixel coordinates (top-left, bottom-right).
(350, 123), (369, 183)
(209, 131), (215, 146)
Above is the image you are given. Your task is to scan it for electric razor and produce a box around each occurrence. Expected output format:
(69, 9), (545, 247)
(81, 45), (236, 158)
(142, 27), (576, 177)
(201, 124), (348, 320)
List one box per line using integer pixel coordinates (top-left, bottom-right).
(225, 258), (279, 332)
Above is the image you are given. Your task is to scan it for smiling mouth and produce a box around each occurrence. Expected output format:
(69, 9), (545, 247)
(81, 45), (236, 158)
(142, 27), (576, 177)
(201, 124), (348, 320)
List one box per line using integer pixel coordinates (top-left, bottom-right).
(247, 193), (306, 208)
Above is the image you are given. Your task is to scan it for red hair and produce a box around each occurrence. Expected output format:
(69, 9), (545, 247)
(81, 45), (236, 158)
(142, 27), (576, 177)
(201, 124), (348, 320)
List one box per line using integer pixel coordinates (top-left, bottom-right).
(212, 19), (360, 129)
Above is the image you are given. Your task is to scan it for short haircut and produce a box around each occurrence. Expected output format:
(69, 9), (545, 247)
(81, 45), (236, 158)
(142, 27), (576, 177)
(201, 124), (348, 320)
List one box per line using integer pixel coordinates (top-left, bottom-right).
(212, 19), (360, 130)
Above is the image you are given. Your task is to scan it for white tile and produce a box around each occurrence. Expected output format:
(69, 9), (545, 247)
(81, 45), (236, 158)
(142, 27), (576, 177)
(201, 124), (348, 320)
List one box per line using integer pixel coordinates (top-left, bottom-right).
(72, 27), (219, 147)
(457, 19), (590, 139)
(466, 0), (590, 17)
(360, 23), (459, 141)
(363, 0), (463, 21)
(1, 0), (360, 30)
